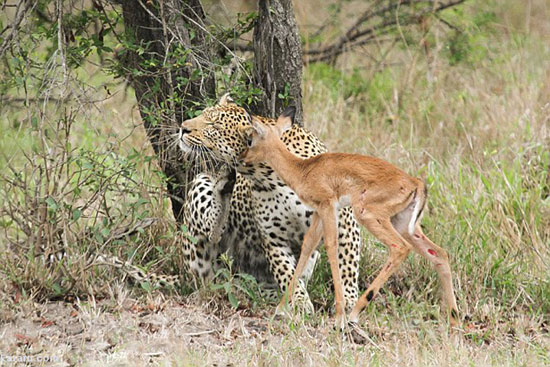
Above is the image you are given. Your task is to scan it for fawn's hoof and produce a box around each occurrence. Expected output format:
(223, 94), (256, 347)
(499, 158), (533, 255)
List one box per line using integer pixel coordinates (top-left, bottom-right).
(346, 321), (369, 345)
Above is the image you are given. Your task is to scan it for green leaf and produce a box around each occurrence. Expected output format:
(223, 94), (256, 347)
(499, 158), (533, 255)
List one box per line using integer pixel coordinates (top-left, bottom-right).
(45, 197), (58, 211)
(134, 198), (149, 207)
(72, 209), (82, 221)
(94, 232), (104, 244)
(0, 219), (13, 228)
(52, 283), (63, 296)
(141, 281), (151, 292)
(210, 283), (225, 291)
(101, 227), (110, 238)
(228, 292), (239, 309)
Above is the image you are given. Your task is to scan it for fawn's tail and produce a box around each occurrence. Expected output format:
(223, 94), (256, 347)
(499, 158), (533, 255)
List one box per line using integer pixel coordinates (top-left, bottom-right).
(408, 182), (428, 235)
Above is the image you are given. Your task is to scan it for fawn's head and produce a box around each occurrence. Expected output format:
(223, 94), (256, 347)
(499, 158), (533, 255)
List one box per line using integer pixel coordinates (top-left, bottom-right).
(241, 107), (295, 165)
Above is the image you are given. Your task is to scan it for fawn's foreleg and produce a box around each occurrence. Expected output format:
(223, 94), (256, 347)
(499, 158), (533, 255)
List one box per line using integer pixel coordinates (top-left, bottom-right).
(277, 213), (323, 312)
(319, 206), (347, 329)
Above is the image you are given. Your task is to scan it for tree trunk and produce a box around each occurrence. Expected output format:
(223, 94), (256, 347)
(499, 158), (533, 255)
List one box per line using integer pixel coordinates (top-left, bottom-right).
(120, 0), (216, 221)
(252, 0), (304, 125)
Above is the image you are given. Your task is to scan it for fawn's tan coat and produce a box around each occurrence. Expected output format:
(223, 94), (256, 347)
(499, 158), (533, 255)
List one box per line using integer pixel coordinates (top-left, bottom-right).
(241, 110), (459, 328)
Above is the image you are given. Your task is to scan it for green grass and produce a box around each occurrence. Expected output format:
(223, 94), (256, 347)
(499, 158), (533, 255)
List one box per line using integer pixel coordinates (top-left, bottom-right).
(301, 0), (550, 333)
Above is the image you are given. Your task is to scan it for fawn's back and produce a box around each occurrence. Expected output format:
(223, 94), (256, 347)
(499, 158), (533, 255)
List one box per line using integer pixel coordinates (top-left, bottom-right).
(297, 152), (421, 203)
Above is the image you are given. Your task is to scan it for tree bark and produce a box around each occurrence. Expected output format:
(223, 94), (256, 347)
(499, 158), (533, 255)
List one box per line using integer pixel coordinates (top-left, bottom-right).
(252, 0), (304, 125)
(120, 0), (216, 221)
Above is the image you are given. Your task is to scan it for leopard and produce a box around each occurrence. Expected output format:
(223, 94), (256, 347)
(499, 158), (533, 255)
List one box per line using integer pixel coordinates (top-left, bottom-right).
(178, 162), (278, 288)
(35, 95), (362, 311)
(177, 94), (363, 312)
(101, 164), (271, 289)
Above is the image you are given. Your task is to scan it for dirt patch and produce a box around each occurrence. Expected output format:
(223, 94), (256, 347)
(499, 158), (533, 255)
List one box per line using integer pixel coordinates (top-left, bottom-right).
(1, 293), (549, 367)
(0, 294), (279, 366)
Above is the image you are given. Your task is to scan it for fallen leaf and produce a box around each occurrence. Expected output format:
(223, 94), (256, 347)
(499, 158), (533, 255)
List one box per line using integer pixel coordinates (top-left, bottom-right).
(12, 283), (22, 304)
(40, 318), (55, 328)
(15, 333), (36, 345)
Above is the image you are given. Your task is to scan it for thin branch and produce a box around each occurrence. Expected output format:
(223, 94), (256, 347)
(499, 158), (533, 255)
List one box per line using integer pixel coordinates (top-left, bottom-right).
(306, 36), (397, 64)
(0, 96), (67, 104)
(226, 41), (253, 53)
(433, 12), (462, 32)
(0, 0), (37, 58)
(304, 0), (466, 64)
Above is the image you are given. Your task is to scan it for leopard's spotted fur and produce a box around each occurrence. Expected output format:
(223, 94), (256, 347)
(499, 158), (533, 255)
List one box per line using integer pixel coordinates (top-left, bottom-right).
(177, 95), (363, 310)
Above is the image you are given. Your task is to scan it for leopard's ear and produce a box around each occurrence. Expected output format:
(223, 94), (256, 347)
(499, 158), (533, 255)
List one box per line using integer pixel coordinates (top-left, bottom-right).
(275, 107), (295, 136)
(218, 93), (235, 106)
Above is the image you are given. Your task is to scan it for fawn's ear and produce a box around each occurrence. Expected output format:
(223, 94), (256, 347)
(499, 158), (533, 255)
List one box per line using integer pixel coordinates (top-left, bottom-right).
(275, 107), (295, 136)
(218, 93), (235, 106)
(240, 116), (266, 146)
(250, 116), (267, 137)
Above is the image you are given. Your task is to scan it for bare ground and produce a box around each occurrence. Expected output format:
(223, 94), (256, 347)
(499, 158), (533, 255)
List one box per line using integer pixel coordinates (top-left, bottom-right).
(1, 288), (549, 367)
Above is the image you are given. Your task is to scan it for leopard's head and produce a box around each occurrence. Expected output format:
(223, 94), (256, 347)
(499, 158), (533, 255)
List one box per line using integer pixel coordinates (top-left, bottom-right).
(178, 94), (272, 167)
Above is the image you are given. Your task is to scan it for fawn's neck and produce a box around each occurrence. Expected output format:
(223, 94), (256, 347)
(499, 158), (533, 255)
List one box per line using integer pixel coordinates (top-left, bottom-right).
(264, 139), (306, 191)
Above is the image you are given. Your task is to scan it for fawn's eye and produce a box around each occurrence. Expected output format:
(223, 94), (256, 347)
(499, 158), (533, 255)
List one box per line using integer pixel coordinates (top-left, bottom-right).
(246, 135), (253, 147)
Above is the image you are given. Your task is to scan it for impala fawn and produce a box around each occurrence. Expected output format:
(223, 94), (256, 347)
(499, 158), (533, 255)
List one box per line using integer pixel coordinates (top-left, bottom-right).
(241, 108), (459, 329)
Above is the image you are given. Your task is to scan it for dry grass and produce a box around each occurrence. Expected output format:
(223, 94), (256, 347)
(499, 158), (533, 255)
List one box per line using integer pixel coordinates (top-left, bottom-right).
(0, 295), (547, 367)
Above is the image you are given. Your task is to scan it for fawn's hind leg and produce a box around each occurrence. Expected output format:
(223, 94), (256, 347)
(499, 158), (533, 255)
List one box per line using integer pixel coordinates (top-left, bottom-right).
(349, 209), (412, 323)
(401, 224), (459, 326)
